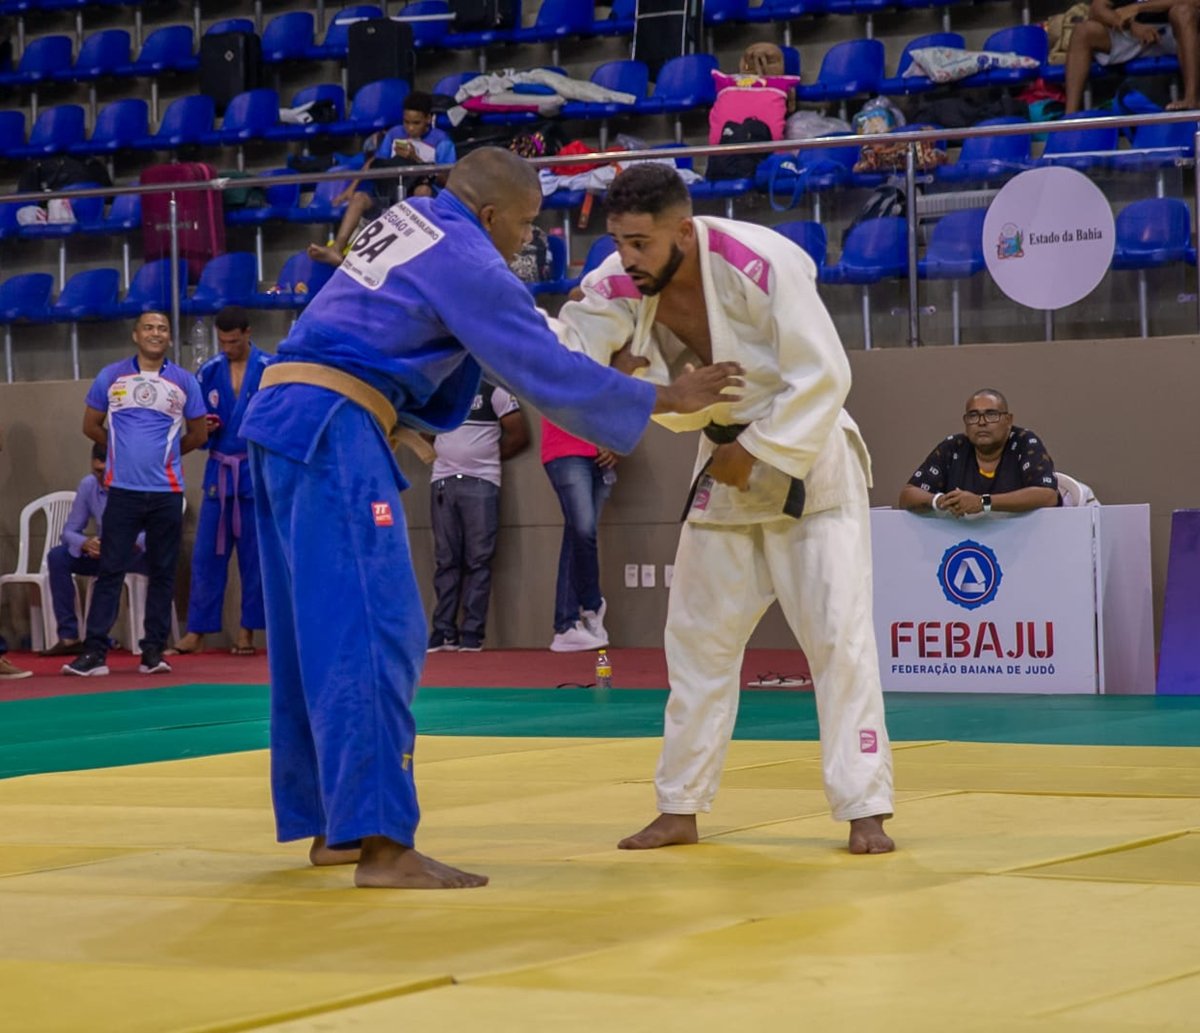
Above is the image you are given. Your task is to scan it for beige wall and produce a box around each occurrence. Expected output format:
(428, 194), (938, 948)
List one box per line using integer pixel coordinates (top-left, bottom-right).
(1, 334), (1192, 650)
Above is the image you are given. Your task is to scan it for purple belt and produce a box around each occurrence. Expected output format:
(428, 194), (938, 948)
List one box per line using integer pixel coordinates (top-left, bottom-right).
(211, 450), (248, 555)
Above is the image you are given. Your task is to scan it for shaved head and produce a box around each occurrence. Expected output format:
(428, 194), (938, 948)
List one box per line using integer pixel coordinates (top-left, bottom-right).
(447, 147), (540, 211)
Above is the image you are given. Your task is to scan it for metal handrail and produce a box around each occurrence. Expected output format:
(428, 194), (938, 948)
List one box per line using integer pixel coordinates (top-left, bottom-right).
(3, 107), (1198, 355)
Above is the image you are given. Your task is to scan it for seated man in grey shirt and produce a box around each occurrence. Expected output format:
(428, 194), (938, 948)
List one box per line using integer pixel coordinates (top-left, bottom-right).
(426, 381), (529, 652)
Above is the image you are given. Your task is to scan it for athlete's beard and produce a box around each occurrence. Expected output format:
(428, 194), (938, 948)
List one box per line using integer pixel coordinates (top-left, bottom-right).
(628, 244), (685, 296)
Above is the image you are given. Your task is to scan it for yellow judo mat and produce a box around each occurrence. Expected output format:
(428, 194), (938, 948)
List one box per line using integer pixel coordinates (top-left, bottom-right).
(4, 736), (1200, 1033)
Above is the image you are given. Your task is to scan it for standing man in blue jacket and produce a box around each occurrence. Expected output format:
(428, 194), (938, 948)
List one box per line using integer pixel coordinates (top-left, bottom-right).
(173, 306), (269, 657)
(241, 148), (742, 890)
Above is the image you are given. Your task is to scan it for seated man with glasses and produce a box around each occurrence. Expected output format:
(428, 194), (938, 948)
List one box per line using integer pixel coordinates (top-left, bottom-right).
(898, 388), (1060, 517)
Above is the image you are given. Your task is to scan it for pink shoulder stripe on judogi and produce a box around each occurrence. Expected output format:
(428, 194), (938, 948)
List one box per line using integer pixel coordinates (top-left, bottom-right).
(707, 227), (771, 293)
(590, 274), (642, 300)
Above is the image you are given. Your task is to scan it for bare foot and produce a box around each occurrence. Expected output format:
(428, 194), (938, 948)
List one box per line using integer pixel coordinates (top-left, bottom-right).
(166, 632), (204, 656)
(353, 835), (488, 889)
(848, 815), (895, 855)
(306, 242), (345, 267)
(618, 812), (699, 850)
(309, 835), (362, 866)
(1166, 98), (1198, 111)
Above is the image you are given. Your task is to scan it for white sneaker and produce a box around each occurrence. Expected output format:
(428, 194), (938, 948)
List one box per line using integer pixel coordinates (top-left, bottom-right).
(549, 621), (608, 653)
(580, 598), (608, 645)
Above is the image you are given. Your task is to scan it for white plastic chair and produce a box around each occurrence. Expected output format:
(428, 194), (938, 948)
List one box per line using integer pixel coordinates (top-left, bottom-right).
(1057, 472), (1100, 507)
(0, 490), (77, 651)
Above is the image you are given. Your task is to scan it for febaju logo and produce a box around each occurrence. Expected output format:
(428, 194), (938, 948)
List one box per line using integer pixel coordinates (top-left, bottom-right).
(937, 540), (1002, 610)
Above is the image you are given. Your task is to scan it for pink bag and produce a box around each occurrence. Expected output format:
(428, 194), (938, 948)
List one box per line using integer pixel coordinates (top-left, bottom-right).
(707, 71), (800, 145)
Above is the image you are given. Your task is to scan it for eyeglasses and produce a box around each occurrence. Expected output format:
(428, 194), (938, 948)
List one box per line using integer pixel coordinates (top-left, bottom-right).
(963, 410), (1009, 425)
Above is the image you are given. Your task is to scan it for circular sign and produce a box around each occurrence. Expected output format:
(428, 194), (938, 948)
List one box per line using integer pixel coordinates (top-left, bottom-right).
(937, 540), (1003, 611)
(983, 166), (1115, 311)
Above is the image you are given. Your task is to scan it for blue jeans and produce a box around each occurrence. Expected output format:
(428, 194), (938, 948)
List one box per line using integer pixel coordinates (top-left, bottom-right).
(47, 543), (148, 640)
(430, 475), (499, 641)
(83, 488), (184, 656)
(544, 456), (613, 634)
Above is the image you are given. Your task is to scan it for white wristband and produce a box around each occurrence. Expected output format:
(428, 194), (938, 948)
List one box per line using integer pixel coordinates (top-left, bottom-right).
(930, 492), (944, 515)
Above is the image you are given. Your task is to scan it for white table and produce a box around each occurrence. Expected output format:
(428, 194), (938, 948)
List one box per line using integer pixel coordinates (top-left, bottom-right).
(870, 506), (1155, 694)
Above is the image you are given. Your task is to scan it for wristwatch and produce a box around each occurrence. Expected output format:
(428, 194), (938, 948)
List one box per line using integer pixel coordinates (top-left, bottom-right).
(980, 494), (992, 514)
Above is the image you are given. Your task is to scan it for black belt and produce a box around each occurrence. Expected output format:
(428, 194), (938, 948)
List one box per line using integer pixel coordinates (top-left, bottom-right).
(680, 423), (806, 522)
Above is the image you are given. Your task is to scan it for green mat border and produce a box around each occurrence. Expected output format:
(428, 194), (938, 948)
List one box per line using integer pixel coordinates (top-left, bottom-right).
(3, 685), (1200, 779)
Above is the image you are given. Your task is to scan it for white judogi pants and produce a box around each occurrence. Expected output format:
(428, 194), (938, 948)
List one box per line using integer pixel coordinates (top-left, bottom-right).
(657, 501), (894, 822)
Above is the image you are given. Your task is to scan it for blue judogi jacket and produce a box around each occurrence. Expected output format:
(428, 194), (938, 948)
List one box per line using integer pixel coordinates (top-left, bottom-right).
(241, 190), (656, 471)
(198, 344), (270, 500)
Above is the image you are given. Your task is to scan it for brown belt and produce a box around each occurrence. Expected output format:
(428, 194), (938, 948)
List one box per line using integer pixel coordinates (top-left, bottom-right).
(260, 361), (435, 464)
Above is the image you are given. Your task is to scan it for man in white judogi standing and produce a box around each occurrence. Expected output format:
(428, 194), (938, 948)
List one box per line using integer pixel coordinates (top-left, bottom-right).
(555, 164), (894, 854)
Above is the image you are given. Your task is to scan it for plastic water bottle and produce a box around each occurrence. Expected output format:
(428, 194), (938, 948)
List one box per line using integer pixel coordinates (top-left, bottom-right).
(595, 649), (612, 690)
(189, 318), (211, 370)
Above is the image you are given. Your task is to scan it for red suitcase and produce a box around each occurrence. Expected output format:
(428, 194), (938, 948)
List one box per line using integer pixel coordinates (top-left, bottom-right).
(139, 162), (226, 282)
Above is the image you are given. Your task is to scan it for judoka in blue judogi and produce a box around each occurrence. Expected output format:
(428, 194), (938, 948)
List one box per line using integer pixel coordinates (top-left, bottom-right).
(240, 148), (742, 888)
(176, 307), (269, 656)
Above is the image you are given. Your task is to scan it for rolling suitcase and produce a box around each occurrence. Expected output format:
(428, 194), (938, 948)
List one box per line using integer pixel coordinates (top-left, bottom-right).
(633, 0), (703, 77)
(200, 31), (262, 114)
(140, 162), (226, 283)
(347, 18), (417, 98)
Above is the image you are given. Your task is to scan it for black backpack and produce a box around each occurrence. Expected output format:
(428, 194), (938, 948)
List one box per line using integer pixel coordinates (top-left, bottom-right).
(705, 117), (772, 182)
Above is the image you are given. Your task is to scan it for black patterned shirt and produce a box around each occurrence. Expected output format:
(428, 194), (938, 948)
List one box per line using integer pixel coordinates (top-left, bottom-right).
(908, 426), (1058, 496)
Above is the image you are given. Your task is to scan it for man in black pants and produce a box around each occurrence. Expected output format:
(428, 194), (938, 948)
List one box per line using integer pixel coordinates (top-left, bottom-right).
(63, 311), (207, 677)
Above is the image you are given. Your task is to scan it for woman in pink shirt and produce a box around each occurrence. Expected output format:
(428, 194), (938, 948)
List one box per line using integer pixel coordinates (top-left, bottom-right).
(541, 418), (615, 651)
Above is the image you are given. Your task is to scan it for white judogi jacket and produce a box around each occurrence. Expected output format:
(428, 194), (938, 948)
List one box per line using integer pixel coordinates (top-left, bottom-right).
(554, 216), (873, 525)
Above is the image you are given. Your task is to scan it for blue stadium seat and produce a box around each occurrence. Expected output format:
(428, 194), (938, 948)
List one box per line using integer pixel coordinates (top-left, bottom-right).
(78, 191), (141, 236)
(961, 26), (1046, 87)
(266, 84), (347, 141)
(590, 0), (635, 36)
(782, 45), (800, 76)
(527, 233), (571, 295)
(204, 88), (280, 144)
(286, 171), (354, 224)
(562, 59), (648, 118)
(879, 33), (965, 95)
(72, 98), (149, 156)
(936, 116), (1032, 184)
(206, 18), (257, 36)
(822, 216), (908, 348)
(563, 234), (617, 291)
(133, 94), (215, 150)
(50, 267), (121, 321)
(639, 53), (719, 115)
(1112, 120), (1197, 172)
(1112, 197), (1191, 336)
(0, 273), (54, 323)
(757, 135), (860, 207)
(743, 0), (823, 24)
(1036, 111), (1118, 171)
(773, 219), (828, 269)
(513, 0), (593, 44)
(918, 208), (986, 280)
(226, 170), (301, 227)
(0, 34), (73, 87)
(704, 0), (750, 26)
(797, 39), (884, 106)
(9, 104), (86, 158)
(0, 110), (25, 157)
(61, 29), (132, 84)
(182, 252), (260, 314)
(404, 0), (453, 49)
(307, 6), (383, 60)
(329, 78), (410, 135)
(126, 25), (198, 75)
(261, 11), (315, 63)
(253, 250), (336, 309)
(0, 203), (21, 240)
(18, 182), (105, 241)
(115, 259), (190, 317)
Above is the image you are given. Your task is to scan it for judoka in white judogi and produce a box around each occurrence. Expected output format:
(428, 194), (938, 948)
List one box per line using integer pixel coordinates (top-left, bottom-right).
(554, 170), (894, 852)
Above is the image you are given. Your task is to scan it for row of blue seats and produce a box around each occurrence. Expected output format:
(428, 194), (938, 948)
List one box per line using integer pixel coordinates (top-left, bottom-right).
(0, 252), (335, 325)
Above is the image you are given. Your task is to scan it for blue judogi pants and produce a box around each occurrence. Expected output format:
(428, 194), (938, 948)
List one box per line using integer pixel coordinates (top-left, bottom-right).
(186, 494), (265, 633)
(250, 405), (425, 848)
